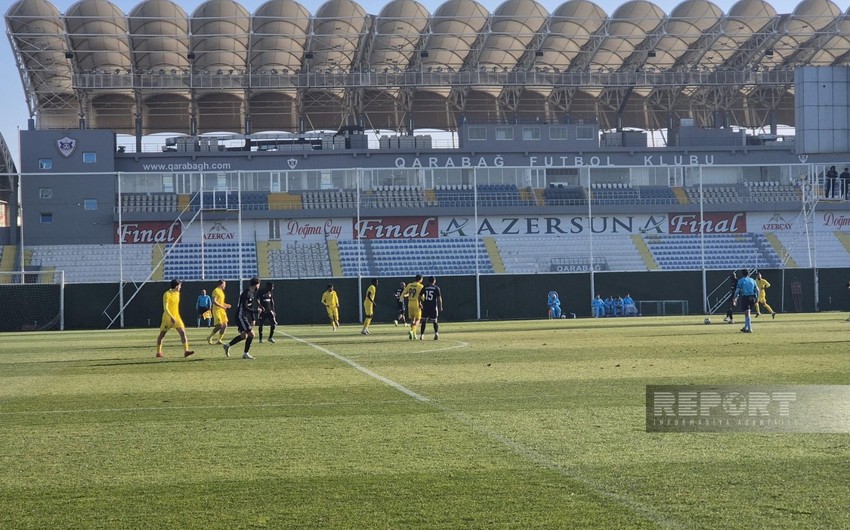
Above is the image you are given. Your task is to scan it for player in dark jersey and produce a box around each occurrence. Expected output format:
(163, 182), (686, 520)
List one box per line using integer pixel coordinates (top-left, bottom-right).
(257, 281), (277, 343)
(418, 276), (443, 340)
(723, 271), (737, 324)
(393, 281), (407, 326)
(223, 277), (262, 360)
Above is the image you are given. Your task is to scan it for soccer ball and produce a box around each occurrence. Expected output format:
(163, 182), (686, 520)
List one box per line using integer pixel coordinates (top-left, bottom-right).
(704, 318), (711, 325)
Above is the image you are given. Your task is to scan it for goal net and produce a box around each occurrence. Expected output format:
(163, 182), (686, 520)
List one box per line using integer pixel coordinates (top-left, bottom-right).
(0, 271), (64, 331)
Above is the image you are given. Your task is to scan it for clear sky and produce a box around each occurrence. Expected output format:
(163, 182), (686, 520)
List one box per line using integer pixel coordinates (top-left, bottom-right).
(0, 0), (802, 168)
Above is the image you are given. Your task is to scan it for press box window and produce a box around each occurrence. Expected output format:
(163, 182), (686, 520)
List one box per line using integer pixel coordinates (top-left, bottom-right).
(83, 199), (97, 211)
(82, 152), (97, 163)
(38, 159), (53, 170)
(39, 187), (53, 199)
(522, 127), (541, 141)
(576, 125), (596, 140)
(468, 127), (487, 141)
(549, 126), (568, 140)
(495, 127), (514, 141)
(40, 213), (53, 224)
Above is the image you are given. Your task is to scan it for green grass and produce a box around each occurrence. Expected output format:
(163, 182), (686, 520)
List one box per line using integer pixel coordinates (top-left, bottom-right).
(1, 314), (849, 529)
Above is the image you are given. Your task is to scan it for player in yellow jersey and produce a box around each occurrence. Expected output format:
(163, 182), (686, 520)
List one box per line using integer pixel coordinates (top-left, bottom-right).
(321, 284), (340, 330)
(207, 279), (231, 344)
(361, 278), (378, 335)
(753, 272), (776, 319)
(155, 279), (194, 358)
(403, 274), (424, 340)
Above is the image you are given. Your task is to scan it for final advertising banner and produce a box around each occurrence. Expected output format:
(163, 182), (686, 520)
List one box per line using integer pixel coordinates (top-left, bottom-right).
(114, 221), (181, 244)
(354, 216), (439, 239)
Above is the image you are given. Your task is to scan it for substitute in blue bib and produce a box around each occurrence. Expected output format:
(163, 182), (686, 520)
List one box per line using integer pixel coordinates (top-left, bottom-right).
(547, 290), (562, 319)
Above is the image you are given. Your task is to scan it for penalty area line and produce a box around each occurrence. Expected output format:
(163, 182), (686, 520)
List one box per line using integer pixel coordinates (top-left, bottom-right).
(279, 331), (429, 402)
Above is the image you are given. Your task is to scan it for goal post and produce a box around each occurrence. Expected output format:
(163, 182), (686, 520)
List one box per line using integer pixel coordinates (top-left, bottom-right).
(0, 270), (64, 331)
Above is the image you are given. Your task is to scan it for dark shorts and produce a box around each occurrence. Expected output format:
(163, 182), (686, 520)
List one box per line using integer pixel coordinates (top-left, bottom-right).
(258, 311), (276, 325)
(740, 295), (757, 312)
(236, 313), (254, 334)
(422, 307), (439, 321)
(198, 306), (210, 315)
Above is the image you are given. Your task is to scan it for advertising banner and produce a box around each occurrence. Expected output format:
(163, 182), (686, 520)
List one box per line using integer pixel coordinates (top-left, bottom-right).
(115, 221), (181, 244)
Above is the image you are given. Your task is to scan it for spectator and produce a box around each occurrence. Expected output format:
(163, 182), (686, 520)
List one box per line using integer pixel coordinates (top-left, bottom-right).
(826, 165), (838, 198)
(840, 167), (850, 199)
(623, 293), (639, 316)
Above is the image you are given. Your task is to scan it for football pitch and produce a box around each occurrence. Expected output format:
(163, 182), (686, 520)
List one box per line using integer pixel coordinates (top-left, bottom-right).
(1, 314), (848, 529)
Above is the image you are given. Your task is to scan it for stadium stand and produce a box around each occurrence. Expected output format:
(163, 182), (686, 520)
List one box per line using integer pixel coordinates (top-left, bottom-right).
(29, 244), (154, 282)
(162, 242), (258, 280)
(363, 186), (427, 208)
(638, 186), (679, 203)
(643, 233), (782, 270)
(683, 185), (742, 204)
(744, 181), (800, 203)
(120, 193), (178, 213)
(475, 184), (534, 207)
(591, 183), (639, 205)
(337, 239), (494, 276)
(590, 184), (679, 205)
(434, 185), (474, 208)
(267, 193), (303, 210)
(772, 230), (850, 268)
(302, 190), (357, 209)
(186, 191), (268, 211)
(497, 235), (646, 273)
(268, 242), (331, 277)
(543, 185), (587, 206)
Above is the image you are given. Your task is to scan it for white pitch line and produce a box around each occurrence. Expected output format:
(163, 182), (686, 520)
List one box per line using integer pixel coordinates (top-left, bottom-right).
(413, 340), (469, 354)
(284, 330), (682, 530)
(279, 331), (429, 402)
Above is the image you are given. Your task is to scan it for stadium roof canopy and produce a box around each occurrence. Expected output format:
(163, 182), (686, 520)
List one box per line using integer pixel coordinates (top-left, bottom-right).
(6, 0), (850, 135)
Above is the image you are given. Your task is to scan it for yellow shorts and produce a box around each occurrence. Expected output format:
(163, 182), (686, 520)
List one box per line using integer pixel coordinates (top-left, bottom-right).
(363, 302), (375, 316)
(325, 306), (339, 321)
(408, 305), (422, 321)
(213, 309), (228, 326)
(160, 313), (185, 332)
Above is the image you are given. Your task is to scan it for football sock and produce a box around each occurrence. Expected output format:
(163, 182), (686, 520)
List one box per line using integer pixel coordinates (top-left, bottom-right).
(364, 317), (372, 329)
(433, 322), (439, 333)
(229, 336), (244, 346)
(269, 325), (275, 339)
(745, 314), (751, 329)
(419, 321), (426, 336)
(244, 336), (253, 352)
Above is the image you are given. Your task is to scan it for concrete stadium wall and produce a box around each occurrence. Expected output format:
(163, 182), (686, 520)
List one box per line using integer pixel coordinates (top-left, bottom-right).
(53, 268), (848, 330)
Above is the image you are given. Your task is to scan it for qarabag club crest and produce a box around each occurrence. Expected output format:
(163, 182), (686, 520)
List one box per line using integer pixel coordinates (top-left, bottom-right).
(56, 136), (76, 158)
